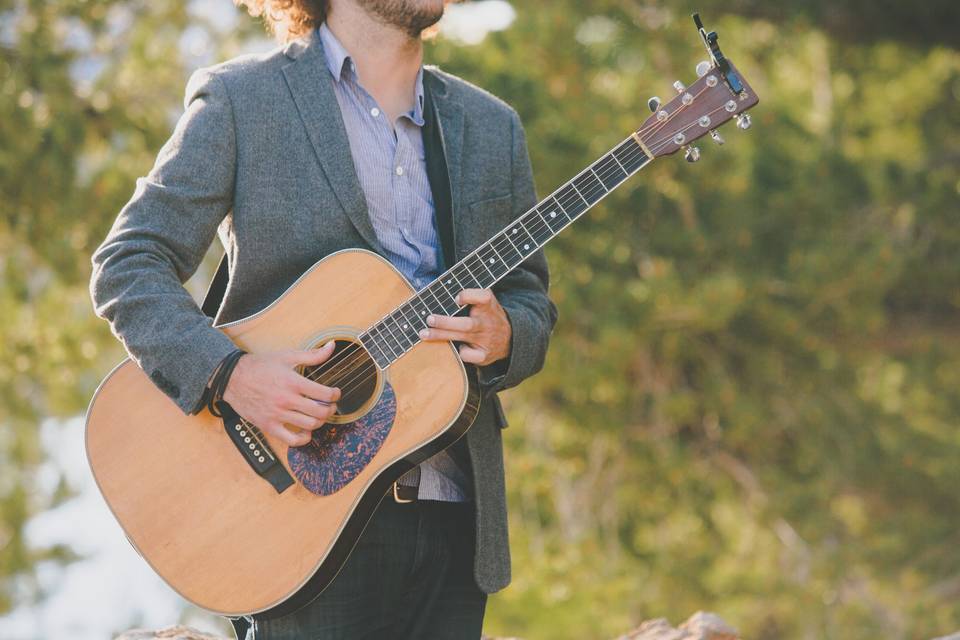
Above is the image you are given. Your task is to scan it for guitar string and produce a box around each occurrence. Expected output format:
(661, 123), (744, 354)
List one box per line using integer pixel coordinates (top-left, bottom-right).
(306, 137), (660, 396)
(226, 88), (739, 448)
(301, 104), (707, 397)
(297, 81), (716, 385)
(241, 101), (739, 446)
(301, 135), (656, 391)
(312, 100), (742, 402)
(288, 81), (715, 386)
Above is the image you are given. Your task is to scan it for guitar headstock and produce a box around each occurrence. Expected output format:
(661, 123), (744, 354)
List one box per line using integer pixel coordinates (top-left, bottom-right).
(635, 14), (760, 162)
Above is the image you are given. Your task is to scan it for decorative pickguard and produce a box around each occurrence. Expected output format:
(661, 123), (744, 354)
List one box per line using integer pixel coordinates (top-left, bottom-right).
(287, 382), (397, 496)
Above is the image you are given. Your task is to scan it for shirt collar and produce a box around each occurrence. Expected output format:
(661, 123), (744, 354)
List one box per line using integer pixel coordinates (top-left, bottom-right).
(318, 23), (425, 127)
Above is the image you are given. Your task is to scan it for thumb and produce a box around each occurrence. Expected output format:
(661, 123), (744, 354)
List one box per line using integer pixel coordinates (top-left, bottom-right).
(288, 341), (336, 367)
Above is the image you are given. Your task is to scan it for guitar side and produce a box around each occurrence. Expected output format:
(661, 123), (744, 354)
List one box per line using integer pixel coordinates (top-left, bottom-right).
(85, 248), (480, 617)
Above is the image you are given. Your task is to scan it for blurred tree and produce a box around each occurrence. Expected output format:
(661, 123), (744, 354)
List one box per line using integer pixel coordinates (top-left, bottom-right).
(1, 1), (958, 639)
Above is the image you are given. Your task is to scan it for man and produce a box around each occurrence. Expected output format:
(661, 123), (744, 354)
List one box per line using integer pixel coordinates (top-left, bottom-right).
(90, 0), (556, 637)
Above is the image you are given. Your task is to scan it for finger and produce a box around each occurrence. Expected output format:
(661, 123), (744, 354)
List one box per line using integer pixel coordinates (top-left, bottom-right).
(458, 344), (488, 364)
(286, 342), (336, 367)
(280, 411), (327, 431)
(266, 422), (311, 447)
(289, 395), (337, 422)
(419, 327), (471, 342)
(295, 376), (341, 402)
(457, 288), (495, 306)
(426, 314), (477, 332)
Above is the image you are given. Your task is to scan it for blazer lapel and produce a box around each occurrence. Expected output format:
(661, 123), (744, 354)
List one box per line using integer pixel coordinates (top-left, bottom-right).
(424, 68), (465, 256)
(281, 31), (385, 255)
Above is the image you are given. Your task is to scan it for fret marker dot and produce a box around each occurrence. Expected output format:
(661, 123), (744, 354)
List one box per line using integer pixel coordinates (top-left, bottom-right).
(489, 258), (495, 263)
(512, 228), (517, 234)
(550, 212), (556, 218)
(403, 324), (408, 329)
(523, 244), (530, 250)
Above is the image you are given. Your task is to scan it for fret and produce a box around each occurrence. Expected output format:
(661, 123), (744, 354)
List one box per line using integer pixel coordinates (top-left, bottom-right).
(554, 185), (588, 218)
(422, 282), (459, 315)
(492, 230), (523, 264)
(613, 139), (647, 173)
(569, 181), (589, 206)
(562, 185), (590, 216)
(369, 323), (403, 360)
(463, 253), (496, 287)
(409, 295), (434, 323)
(397, 304), (425, 336)
(360, 332), (391, 369)
(520, 209), (552, 246)
(537, 198), (568, 234)
(572, 169), (606, 205)
(594, 153), (628, 189)
(381, 315), (414, 352)
(452, 262), (481, 290)
(504, 219), (539, 261)
(477, 243), (509, 280)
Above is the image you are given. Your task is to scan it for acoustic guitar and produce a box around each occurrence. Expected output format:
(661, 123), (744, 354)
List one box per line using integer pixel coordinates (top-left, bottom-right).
(85, 15), (759, 619)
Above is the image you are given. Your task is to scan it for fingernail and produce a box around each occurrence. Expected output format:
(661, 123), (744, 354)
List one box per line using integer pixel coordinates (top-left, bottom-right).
(419, 329), (429, 339)
(426, 315), (435, 326)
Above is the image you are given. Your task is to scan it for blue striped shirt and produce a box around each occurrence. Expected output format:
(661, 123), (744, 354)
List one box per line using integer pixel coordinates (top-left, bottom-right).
(318, 24), (470, 502)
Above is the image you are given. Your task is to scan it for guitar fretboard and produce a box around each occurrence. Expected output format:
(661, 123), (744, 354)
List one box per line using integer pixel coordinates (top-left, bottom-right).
(360, 135), (650, 368)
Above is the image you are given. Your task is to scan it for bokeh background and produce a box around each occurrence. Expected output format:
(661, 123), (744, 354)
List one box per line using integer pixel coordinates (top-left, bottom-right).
(2, 1), (960, 638)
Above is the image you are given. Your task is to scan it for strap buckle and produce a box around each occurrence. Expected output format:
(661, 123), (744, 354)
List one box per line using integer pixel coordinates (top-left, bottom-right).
(392, 481), (416, 504)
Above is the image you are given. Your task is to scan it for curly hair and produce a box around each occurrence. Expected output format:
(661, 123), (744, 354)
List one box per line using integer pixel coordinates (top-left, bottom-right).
(235, 0), (329, 43)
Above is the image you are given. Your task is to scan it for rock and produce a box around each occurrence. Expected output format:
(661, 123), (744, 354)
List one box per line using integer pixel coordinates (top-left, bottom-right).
(118, 611), (739, 640)
(115, 626), (229, 640)
(616, 611), (739, 640)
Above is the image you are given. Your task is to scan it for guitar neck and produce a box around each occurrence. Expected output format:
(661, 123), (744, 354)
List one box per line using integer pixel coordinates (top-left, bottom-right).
(360, 134), (651, 368)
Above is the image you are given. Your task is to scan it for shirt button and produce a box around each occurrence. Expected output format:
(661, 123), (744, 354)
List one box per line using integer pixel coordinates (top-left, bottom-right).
(395, 166), (404, 176)
(370, 107), (380, 117)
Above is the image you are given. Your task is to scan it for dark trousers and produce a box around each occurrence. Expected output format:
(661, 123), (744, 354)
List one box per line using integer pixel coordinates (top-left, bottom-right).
(237, 497), (486, 639)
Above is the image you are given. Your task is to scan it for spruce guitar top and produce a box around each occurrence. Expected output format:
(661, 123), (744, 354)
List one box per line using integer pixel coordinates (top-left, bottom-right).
(85, 15), (759, 618)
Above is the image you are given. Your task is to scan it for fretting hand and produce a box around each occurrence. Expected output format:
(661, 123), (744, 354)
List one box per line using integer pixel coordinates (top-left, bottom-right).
(419, 288), (512, 366)
(223, 343), (341, 447)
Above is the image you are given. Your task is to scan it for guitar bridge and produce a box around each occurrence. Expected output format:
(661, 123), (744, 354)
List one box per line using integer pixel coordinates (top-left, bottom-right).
(218, 403), (294, 494)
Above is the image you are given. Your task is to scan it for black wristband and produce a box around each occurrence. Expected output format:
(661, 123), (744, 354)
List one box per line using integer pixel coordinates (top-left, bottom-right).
(205, 348), (246, 418)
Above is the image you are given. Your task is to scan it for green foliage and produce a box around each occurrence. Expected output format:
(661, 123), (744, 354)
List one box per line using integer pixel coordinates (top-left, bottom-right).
(2, 1), (959, 638)
(429, 2), (960, 638)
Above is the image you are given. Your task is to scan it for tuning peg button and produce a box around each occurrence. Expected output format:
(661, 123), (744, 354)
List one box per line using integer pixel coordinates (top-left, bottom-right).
(673, 80), (685, 93)
(709, 129), (725, 145)
(695, 60), (712, 77)
(647, 96), (661, 113)
(684, 146), (701, 163)
(735, 113), (752, 130)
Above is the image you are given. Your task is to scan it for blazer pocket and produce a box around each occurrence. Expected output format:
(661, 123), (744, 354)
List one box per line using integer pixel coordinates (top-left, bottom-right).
(467, 193), (512, 220)
(466, 194), (513, 245)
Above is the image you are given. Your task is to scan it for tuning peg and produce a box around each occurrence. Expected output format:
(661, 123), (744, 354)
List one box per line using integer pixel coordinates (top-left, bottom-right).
(709, 129), (725, 145)
(647, 96), (661, 113)
(735, 113), (752, 130)
(684, 145), (701, 163)
(695, 60), (712, 77)
(672, 80), (685, 93)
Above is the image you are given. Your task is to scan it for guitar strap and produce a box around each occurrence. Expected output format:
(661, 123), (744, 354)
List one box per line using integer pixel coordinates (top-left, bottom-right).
(201, 253), (229, 320)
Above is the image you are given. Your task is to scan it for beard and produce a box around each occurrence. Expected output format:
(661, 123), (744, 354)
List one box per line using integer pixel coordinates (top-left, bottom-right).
(356, 0), (446, 38)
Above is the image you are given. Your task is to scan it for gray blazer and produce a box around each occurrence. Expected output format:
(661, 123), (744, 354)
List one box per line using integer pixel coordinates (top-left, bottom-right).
(90, 29), (557, 594)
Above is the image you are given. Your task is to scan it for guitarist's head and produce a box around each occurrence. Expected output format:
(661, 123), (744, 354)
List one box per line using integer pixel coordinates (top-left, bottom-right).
(236, 0), (450, 42)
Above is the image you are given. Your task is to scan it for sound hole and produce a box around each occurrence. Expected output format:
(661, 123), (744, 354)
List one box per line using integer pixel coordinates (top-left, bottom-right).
(301, 338), (381, 422)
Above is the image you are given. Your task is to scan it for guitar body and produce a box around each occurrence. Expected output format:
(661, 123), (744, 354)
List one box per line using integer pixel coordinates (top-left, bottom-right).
(85, 248), (480, 618)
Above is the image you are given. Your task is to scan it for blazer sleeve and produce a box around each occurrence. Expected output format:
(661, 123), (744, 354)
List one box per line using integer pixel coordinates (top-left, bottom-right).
(89, 68), (238, 415)
(482, 109), (559, 395)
